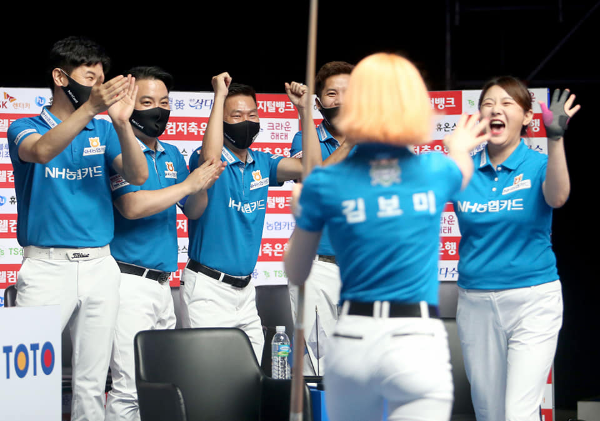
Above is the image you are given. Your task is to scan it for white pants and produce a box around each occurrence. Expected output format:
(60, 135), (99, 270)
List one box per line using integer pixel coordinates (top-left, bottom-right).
(288, 259), (341, 375)
(16, 247), (120, 421)
(105, 273), (176, 421)
(324, 311), (453, 421)
(456, 280), (563, 421)
(179, 267), (264, 363)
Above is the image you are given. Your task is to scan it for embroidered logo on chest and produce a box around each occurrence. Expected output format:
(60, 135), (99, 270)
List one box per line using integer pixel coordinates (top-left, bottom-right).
(165, 162), (177, 179)
(502, 173), (531, 195)
(83, 137), (106, 156)
(250, 170), (269, 190)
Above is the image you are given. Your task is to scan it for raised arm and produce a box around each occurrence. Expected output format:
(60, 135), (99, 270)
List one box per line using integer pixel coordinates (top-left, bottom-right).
(276, 82), (323, 182)
(443, 112), (491, 190)
(540, 89), (580, 208)
(199, 72), (232, 165)
(18, 74), (131, 165)
(109, 75), (148, 186)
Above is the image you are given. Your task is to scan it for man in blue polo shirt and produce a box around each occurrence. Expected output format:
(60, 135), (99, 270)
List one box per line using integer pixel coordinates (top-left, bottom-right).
(287, 61), (354, 375)
(179, 72), (322, 362)
(105, 66), (224, 421)
(7, 36), (148, 421)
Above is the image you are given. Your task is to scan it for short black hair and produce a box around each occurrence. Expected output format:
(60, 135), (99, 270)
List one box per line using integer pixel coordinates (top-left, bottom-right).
(127, 66), (174, 92)
(314, 61), (354, 99)
(226, 83), (257, 105)
(46, 36), (111, 89)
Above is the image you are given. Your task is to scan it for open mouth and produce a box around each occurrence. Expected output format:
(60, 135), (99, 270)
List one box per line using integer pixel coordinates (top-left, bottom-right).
(490, 119), (506, 136)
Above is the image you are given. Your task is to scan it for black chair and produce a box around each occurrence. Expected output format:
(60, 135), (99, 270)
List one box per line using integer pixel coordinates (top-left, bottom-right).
(255, 284), (295, 375)
(134, 327), (313, 421)
(3, 284), (17, 307)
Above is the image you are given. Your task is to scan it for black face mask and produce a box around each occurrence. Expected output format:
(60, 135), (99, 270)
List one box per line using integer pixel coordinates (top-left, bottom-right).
(317, 98), (340, 132)
(130, 107), (171, 138)
(59, 69), (92, 109)
(223, 120), (261, 149)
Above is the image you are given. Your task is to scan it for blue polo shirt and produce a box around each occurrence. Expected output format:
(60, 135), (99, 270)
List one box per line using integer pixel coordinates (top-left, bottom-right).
(7, 107), (122, 248)
(453, 139), (558, 290)
(290, 123), (344, 257)
(187, 146), (284, 276)
(110, 140), (189, 272)
(295, 144), (462, 305)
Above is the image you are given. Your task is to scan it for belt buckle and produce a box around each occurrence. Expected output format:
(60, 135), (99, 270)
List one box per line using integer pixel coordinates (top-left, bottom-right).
(318, 255), (336, 265)
(67, 251), (92, 261)
(157, 272), (171, 284)
(229, 276), (248, 288)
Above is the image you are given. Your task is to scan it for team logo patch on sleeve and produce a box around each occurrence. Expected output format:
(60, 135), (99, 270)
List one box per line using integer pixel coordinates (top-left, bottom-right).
(110, 174), (130, 191)
(83, 137), (106, 156)
(250, 170), (269, 190)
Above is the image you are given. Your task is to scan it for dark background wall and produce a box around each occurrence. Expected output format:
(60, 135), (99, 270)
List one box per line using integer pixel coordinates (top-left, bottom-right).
(2, 0), (598, 410)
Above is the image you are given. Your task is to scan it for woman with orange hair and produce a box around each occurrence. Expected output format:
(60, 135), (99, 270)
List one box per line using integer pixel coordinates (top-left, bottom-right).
(284, 52), (490, 421)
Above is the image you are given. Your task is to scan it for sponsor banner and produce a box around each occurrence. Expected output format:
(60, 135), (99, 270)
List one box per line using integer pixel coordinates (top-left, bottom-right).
(438, 260), (459, 282)
(439, 236), (460, 261)
(266, 190), (293, 214)
(258, 238), (288, 262)
(0, 305), (62, 420)
(256, 94), (298, 118)
(0, 238), (23, 264)
(440, 211), (460, 236)
(0, 215), (18, 240)
(162, 117), (208, 141)
(263, 213), (296, 239)
(251, 261), (288, 286)
(0, 263), (20, 290)
(430, 91), (463, 115)
(177, 237), (189, 264)
(0, 88), (52, 115)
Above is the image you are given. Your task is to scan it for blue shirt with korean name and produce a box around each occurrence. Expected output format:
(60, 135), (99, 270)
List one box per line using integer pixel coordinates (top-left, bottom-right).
(295, 144), (462, 305)
(187, 145), (284, 276)
(110, 140), (189, 272)
(290, 123), (341, 257)
(453, 139), (558, 290)
(7, 108), (122, 248)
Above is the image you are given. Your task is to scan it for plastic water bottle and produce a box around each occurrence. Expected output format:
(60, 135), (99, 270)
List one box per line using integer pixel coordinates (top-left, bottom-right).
(271, 326), (291, 379)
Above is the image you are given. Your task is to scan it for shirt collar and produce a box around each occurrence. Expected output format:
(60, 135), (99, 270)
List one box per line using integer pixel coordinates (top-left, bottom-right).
(479, 139), (528, 171)
(140, 138), (166, 156)
(222, 145), (254, 165)
(317, 123), (340, 146)
(41, 106), (95, 130)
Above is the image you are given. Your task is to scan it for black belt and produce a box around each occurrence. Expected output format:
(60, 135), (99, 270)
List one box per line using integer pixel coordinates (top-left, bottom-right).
(186, 259), (251, 289)
(344, 301), (439, 318)
(317, 255), (336, 264)
(117, 262), (171, 284)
